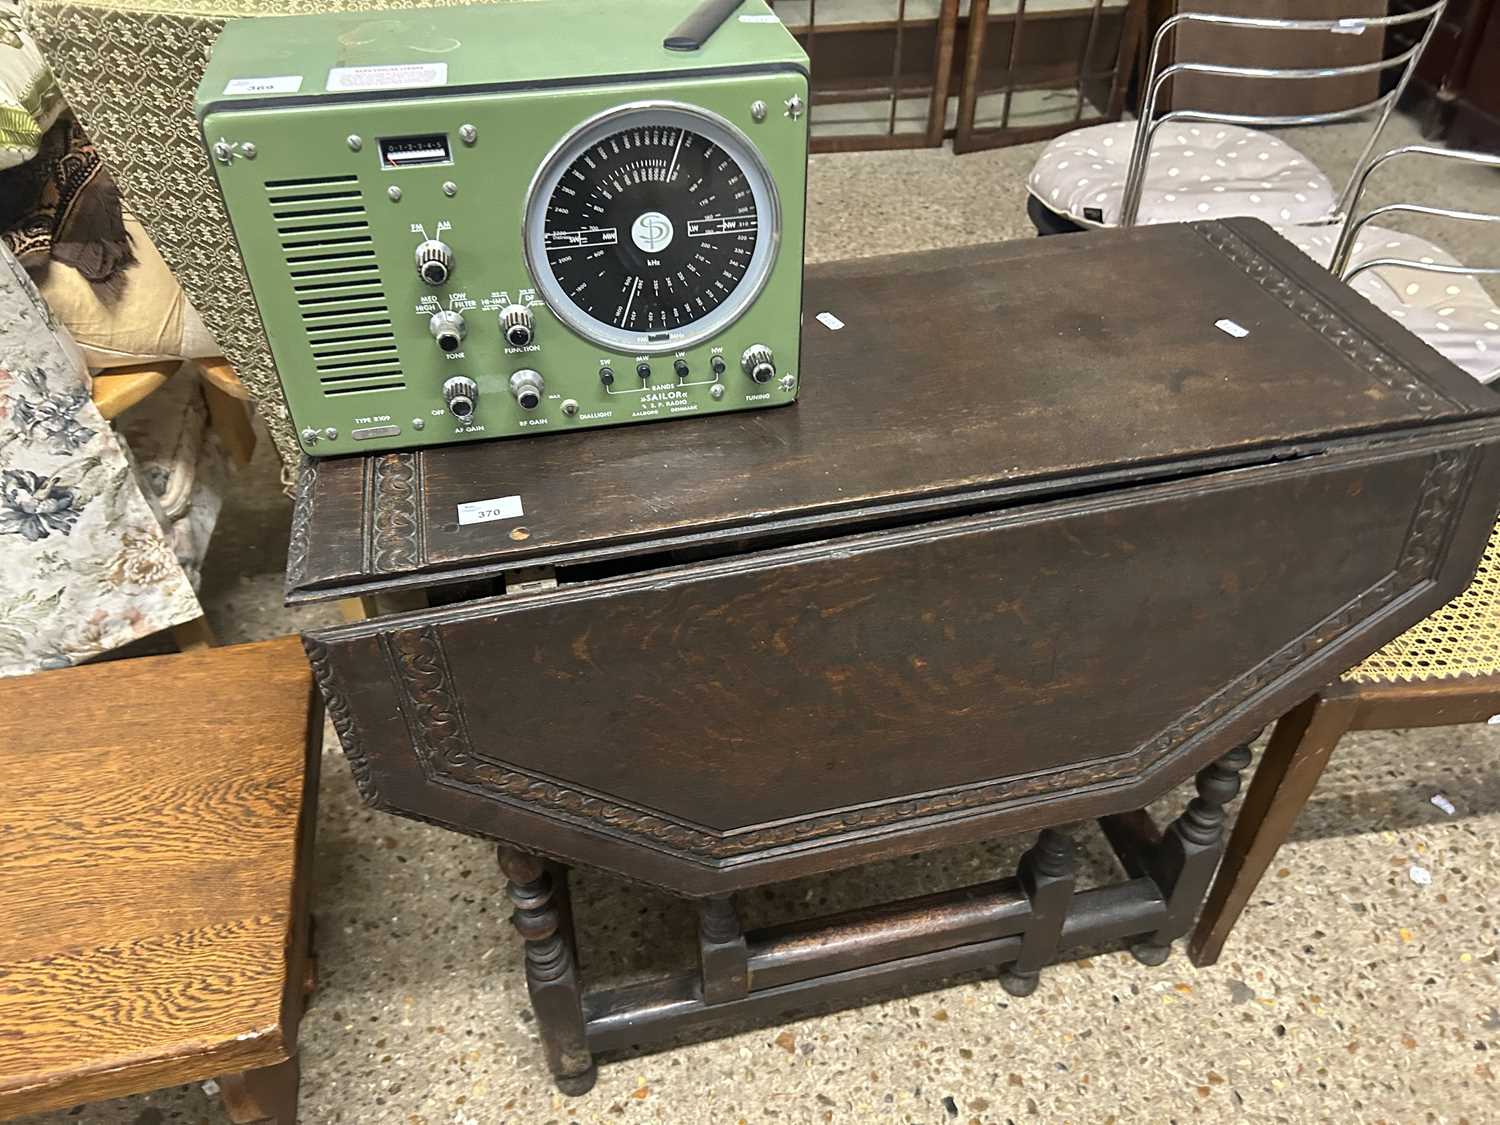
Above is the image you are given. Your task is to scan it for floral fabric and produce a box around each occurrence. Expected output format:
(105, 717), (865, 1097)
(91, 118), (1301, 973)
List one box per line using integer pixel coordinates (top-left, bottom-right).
(0, 240), (200, 675)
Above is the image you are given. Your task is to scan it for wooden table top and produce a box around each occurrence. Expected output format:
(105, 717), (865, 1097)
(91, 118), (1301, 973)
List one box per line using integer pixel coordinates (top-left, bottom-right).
(287, 218), (1500, 602)
(0, 637), (319, 1118)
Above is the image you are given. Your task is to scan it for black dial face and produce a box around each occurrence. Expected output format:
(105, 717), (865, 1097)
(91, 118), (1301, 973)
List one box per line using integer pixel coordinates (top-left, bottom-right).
(529, 108), (776, 351)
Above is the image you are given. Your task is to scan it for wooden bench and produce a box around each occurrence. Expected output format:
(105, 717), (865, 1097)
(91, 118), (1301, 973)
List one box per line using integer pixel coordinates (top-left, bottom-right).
(0, 637), (320, 1123)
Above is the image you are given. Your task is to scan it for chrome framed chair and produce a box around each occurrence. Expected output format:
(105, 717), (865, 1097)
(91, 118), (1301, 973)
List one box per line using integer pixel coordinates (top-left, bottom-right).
(1277, 143), (1500, 384)
(1026, 3), (1447, 235)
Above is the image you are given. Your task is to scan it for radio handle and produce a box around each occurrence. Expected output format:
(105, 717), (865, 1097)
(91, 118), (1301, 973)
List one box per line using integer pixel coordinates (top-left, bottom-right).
(664, 0), (745, 51)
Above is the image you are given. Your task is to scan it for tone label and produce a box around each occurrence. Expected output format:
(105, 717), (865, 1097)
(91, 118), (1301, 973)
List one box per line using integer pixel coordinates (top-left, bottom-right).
(457, 495), (524, 526)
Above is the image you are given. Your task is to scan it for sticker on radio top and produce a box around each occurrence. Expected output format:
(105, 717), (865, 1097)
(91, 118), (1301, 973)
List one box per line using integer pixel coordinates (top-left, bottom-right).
(224, 75), (303, 95)
(457, 495), (524, 527)
(326, 62), (448, 93)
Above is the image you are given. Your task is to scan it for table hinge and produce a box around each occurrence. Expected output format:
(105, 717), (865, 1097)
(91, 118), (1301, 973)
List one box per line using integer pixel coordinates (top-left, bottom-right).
(503, 566), (558, 595)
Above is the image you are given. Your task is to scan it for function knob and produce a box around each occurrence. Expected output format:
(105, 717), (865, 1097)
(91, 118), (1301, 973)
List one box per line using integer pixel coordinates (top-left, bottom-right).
(442, 375), (478, 420)
(499, 304), (535, 348)
(509, 368), (545, 411)
(741, 344), (775, 384)
(415, 239), (453, 286)
(428, 310), (466, 352)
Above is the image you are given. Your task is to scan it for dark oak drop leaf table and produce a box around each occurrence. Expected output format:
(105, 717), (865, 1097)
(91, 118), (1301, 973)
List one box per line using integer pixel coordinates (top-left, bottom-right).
(288, 219), (1500, 1094)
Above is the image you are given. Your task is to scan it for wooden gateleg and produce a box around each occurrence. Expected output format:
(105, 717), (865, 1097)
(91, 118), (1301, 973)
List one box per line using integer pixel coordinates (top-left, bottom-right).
(1000, 826), (1076, 997)
(499, 847), (596, 1095)
(698, 896), (749, 1003)
(1124, 743), (1254, 966)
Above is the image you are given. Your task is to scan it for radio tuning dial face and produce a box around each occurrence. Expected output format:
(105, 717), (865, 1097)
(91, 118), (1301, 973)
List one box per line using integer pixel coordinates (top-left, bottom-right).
(524, 103), (781, 354)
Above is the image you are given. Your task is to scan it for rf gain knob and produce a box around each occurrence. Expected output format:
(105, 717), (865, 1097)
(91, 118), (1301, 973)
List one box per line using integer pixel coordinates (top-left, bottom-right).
(415, 239), (454, 286)
(442, 375), (478, 420)
(499, 304), (535, 348)
(741, 344), (775, 384)
(429, 310), (467, 352)
(509, 368), (545, 411)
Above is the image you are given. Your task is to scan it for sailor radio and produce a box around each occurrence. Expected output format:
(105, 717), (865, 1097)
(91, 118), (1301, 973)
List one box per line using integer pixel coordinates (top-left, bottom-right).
(196, 0), (809, 456)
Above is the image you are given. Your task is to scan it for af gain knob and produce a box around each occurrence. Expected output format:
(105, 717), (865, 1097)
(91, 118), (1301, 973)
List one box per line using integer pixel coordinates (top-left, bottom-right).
(415, 239), (454, 286)
(741, 344), (775, 384)
(499, 304), (535, 348)
(443, 375), (478, 420)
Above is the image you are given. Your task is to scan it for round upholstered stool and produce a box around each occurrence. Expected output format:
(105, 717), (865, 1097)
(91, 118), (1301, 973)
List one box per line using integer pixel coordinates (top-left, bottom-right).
(1026, 120), (1336, 232)
(1274, 223), (1500, 385)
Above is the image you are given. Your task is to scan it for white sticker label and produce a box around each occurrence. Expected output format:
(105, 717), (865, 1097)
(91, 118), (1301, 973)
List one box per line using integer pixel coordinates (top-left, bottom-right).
(457, 495), (524, 526)
(1214, 318), (1250, 338)
(326, 62), (448, 93)
(815, 311), (845, 331)
(740, 12), (782, 21)
(224, 75), (303, 95)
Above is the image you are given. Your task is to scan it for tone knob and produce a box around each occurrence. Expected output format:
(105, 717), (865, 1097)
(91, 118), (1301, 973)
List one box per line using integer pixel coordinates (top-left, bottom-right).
(509, 368), (545, 411)
(428, 310), (466, 352)
(415, 239), (453, 286)
(741, 344), (775, 384)
(499, 304), (535, 348)
(442, 375), (478, 420)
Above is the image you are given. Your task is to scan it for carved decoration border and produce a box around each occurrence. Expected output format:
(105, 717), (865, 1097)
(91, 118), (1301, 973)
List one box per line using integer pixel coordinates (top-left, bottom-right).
(284, 455), (318, 594)
(371, 451), (422, 573)
(366, 450), (1472, 860)
(1192, 221), (1464, 416)
(303, 635), (384, 808)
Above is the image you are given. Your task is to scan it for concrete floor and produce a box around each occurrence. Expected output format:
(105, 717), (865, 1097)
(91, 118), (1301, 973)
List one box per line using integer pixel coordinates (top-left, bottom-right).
(17, 111), (1500, 1124)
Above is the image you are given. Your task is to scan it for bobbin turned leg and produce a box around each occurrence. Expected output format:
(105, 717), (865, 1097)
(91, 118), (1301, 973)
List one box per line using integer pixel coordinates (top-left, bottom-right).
(1000, 826), (1076, 997)
(498, 847), (596, 1095)
(698, 896), (749, 1004)
(1130, 743), (1254, 966)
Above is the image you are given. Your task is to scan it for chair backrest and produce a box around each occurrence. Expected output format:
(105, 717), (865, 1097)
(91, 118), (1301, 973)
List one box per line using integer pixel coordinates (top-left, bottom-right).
(1119, 3), (1447, 228)
(1329, 143), (1500, 285)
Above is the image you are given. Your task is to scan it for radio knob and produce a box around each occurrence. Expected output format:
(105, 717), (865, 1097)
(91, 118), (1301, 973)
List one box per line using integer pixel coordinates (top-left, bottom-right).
(442, 375), (478, 420)
(415, 239), (453, 286)
(500, 304), (535, 347)
(509, 368), (545, 411)
(429, 310), (467, 352)
(741, 344), (775, 384)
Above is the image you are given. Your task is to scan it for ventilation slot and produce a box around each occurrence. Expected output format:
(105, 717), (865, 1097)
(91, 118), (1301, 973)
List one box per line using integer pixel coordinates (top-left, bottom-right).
(267, 176), (404, 396)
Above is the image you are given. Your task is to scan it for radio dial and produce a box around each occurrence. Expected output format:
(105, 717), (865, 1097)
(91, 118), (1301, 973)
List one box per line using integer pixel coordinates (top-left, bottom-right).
(500, 304), (536, 347)
(428, 310), (467, 352)
(509, 368), (545, 411)
(415, 239), (454, 286)
(442, 375), (478, 420)
(741, 344), (775, 384)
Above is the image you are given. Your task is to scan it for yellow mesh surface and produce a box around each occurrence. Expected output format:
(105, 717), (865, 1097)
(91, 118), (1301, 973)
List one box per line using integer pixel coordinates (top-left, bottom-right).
(1343, 521), (1500, 684)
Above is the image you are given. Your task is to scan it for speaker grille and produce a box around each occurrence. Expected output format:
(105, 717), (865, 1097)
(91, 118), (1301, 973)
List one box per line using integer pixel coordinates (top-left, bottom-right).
(266, 175), (405, 396)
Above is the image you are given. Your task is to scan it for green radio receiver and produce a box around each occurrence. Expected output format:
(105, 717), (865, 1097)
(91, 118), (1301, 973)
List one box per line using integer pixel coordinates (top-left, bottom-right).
(196, 0), (808, 456)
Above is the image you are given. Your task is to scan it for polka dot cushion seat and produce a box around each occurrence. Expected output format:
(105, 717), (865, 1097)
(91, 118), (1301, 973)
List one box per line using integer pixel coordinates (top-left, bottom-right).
(1275, 224), (1500, 385)
(1026, 120), (1336, 229)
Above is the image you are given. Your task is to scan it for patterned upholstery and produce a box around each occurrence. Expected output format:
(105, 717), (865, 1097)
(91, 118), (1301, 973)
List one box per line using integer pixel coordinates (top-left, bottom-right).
(1343, 521), (1500, 684)
(22, 0), (519, 470)
(1026, 120), (1336, 231)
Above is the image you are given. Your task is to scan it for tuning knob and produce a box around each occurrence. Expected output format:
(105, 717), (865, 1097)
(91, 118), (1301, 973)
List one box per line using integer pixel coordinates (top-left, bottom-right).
(415, 239), (453, 286)
(442, 375), (478, 420)
(741, 344), (775, 384)
(509, 368), (545, 410)
(429, 310), (466, 352)
(499, 304), (535, 348)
